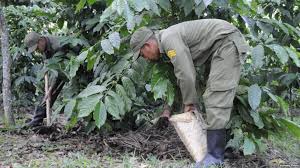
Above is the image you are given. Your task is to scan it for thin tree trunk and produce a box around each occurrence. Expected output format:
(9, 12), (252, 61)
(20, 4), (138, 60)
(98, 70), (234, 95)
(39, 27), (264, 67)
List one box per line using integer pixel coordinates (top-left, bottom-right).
(0, 8), (14, 126)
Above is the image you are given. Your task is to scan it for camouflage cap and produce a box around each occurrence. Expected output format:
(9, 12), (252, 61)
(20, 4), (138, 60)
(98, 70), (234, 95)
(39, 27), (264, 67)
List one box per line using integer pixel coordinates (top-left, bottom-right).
(24, 32), (41, 53)
(130, 27), (154, 60)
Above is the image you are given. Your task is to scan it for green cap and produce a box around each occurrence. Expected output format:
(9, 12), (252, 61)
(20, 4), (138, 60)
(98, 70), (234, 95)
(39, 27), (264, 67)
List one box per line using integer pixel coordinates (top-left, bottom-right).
(24, 32), (41, 53)
(130, 27), (154, 60)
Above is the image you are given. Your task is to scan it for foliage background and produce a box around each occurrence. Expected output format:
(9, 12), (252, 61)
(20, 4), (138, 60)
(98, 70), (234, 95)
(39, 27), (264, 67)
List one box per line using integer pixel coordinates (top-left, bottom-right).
(1, 0), (300, 155)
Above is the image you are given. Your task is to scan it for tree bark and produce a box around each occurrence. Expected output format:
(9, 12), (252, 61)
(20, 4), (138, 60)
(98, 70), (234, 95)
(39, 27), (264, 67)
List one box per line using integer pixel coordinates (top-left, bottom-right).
(0, 8), (15, 126)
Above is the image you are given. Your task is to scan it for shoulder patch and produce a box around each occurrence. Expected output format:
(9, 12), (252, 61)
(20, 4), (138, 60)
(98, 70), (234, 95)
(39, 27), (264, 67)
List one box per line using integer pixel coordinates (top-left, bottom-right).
(167, 50), (176, 59)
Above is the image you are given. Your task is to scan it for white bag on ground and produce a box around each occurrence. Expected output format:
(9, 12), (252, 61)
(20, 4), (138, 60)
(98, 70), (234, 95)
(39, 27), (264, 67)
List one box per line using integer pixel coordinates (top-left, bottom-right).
(169, 111), (207, 162)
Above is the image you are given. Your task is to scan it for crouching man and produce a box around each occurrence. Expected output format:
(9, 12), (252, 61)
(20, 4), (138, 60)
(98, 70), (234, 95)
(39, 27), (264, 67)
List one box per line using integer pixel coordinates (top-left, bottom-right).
(130, 19), (249, 167)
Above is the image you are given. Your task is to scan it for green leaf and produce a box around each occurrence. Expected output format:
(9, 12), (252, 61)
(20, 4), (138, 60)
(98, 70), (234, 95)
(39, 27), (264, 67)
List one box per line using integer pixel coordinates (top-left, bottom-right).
(277, 97), (289, 117)
(78, 94), (102, 118)
(69, 57), (80, 78)
(194, 0), (202, 5)
(101, 39), (114, 54)
(194, 2), (205, 17)
(166, 81), (175, 106)
(64, 99), (77, 119)
(87, 56), (96, 71)
(116, 84), (132, 112)
(248, 84), (262, 111)
(183, 0), (194, 16)
(113, 0), (126, 15)
(147, 0), (160, 16)
(157, 0), (171, 11)
(87, 0), (97, 6)
(262, 87), (278, 102)
(78, 85), (106, 98)
(77, 50), (89, 62)
(250, 110), (264, 129)
(109, 32), (121, 49)
(279, 118), (300, 140)
(284, 23), (300, 37)
(285, 47), (300, 67)
(251, 45), (264, 68)
(266, 44), (289, 64)
(124, 2), (135, 30)
(273, 20), (289, 35)
(256, 21), (273, 35)
(279, 73), (297, 86)
(105, 95), (121, 119)
(100, 6), (115, 23)
(93, 101), (107, 129)
(121, 77), (136, 99)
(243, 136), (256, 155)
(226, 128), (243, 149)
(107, 91), (126, 116)
(152, 78), (168, 100)
(203, 0), (213, 7)
(131, 0), (148, 12)
(76, 0), (86, 12)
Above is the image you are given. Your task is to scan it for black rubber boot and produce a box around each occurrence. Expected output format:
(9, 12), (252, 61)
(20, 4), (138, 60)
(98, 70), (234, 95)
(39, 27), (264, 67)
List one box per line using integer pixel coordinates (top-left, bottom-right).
(24, 106), (46, 127)
(195, 129), (226, 168)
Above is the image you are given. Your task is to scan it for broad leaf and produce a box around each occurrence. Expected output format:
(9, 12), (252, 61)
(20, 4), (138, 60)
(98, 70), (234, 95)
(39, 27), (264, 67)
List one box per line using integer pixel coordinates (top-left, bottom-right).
(107, 91), (125, 116)
(116, 84), (132, 112)
(166, 81), (175, 106)
(147, 0), (160, 16)
(93, 101), (107, 128)
(109, 32), (121, 49)
(76, 0), (86, 12)
(183, 0), (194, 16)
(131, 0), (148, 12)
(195, 0), (202, 5)
(105, 95), (121, 119)
(267, 44), (289, 64)
(78, 85), (106, 98)
(77, 50), (89, 62)
(243, 136), (256, 155)
(277, 97), (289, 117)
(64, 99), (76, 119)
(152, 78), (168, 100)
(115, 0), (126, 15)
(262, 87), (278, 102)
(101, 39), (114, 54)
(121, 77), (136, 99)
(69, 57), (80, 78)
(78, 94), (102, 118)
(158, 0), (171, 11)
(124, 2), (135, 30)
(248, 84), (262, 111)
(285, 47), (300, 67)
(87, 0), (97, 6)
(203, 0), (213, 7)
(226, 128), (243, 149)
(279, 118), (300, 140)
(250, 110), (264, 129)
(100, 6), (115, 23)
(251, 45), (264, 68)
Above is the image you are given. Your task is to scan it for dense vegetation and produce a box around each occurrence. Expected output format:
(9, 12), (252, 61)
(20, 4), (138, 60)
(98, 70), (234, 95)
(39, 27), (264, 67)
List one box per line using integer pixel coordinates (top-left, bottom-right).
(1, 0), (299, 156)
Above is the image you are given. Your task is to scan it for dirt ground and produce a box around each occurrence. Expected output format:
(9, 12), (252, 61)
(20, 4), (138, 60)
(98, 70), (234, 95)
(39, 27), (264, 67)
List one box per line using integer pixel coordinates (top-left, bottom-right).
(1, 120), (299, 168)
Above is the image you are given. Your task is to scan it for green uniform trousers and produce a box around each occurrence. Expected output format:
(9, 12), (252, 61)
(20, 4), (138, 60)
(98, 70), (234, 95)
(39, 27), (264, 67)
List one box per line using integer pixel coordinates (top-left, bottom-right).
(203, 32), (246, 130)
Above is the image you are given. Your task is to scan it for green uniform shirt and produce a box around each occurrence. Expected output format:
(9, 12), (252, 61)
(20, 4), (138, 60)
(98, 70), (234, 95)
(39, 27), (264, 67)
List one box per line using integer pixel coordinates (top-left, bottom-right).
(155, 19), (248, 105)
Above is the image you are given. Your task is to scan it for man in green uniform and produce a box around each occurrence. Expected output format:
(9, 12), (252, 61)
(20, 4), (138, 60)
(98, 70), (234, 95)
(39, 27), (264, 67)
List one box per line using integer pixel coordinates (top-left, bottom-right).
(24, 32), (66, 127)
(130, 19), (249, 167)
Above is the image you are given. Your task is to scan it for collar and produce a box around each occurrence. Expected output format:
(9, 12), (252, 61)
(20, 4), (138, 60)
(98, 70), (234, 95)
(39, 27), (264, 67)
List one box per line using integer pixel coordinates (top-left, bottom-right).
(155, 30), (164, 54)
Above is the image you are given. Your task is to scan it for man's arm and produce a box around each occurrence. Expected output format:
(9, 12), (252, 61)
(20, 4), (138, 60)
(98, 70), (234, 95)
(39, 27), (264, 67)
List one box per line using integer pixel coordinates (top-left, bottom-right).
(161, 34), (198, 111)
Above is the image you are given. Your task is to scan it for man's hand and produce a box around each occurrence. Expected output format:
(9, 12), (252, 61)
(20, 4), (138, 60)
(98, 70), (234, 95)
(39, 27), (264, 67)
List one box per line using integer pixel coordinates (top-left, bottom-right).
(184, 104), (196, 113)
(155, 105), (171, 129)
